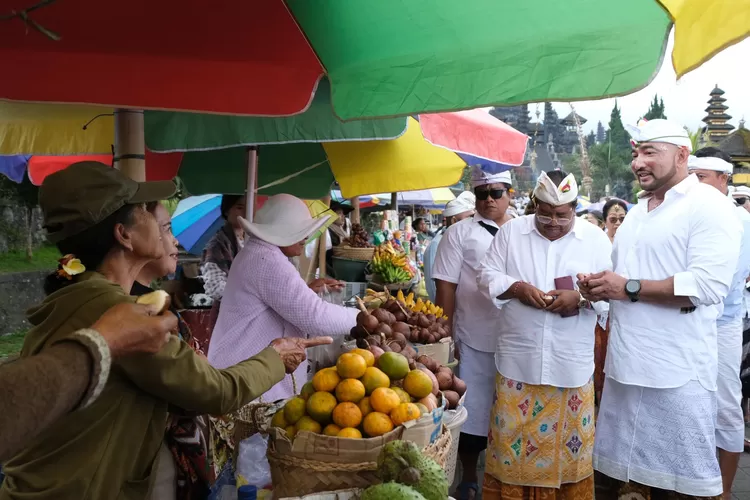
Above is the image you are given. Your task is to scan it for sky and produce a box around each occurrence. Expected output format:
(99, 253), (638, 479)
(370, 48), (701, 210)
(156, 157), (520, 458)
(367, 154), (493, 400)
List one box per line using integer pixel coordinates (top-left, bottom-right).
(526, 30), (750, 135)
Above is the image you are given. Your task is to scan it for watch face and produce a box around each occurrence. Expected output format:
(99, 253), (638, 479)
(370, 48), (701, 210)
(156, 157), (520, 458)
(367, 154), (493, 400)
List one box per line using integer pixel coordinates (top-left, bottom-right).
(625, 280), (640, 294)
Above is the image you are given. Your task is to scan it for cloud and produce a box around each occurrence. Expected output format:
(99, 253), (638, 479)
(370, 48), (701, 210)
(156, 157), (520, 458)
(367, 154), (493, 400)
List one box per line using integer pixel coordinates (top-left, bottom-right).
(533, 30), (750, 134)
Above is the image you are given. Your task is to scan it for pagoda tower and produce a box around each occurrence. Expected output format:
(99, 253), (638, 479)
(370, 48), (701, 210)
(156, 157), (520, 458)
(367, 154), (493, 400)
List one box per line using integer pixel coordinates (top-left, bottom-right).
(702, 85), (735, 143)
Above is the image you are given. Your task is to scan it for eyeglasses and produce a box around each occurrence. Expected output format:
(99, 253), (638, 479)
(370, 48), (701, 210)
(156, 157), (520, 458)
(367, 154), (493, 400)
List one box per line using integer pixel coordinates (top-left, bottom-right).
(535, 214), (572, 225)
(607, 216), (626, 224)
(474, 188), (506, 201)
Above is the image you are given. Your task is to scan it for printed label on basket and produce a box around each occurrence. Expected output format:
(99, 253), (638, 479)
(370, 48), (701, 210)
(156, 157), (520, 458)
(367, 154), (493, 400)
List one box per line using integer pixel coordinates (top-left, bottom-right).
(401, 393), (446, 447)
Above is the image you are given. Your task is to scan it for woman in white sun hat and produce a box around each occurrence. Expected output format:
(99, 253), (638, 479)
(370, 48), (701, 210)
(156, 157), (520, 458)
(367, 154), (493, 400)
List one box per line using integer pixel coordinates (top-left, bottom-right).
(207, 194), (359, 401)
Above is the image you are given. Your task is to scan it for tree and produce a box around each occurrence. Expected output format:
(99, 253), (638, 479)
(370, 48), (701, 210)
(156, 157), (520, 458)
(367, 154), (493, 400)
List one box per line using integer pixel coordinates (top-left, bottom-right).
(0, 174), (40, 259)
(643, 94), (667, 120)
(596, 121), (605, 144)
(606, 102), (631, 151)
(586, 131), (596, 148)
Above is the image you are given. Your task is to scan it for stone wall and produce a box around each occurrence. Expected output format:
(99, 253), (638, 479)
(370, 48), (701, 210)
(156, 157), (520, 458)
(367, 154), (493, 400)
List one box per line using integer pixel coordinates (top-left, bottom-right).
(0, 271), (47, 335)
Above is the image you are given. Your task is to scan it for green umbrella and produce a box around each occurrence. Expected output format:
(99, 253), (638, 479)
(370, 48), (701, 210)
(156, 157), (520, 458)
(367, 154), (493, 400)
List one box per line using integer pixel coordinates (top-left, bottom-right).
(288, 0), (672, 119)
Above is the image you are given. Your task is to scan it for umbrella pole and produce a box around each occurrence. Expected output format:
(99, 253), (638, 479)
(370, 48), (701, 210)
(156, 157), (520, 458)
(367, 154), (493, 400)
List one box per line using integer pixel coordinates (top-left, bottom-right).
(318, 195), (331, 278)
(246, 147), (258, 221)
(113, 109), (145, 181)
(351, 197), (360, 224)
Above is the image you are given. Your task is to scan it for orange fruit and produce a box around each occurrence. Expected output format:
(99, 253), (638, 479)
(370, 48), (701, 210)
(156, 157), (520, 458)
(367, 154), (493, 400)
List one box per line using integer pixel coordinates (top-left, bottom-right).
(285, 425), (297, 439)
(390, 403), (422, 426)
(335, 378), (366, 403)
(306, 391), (338, 424)
(351, 348), (375, 367)
(362, 412), (395, 437)
(312, 367), (341, 392)
(300, 382), (316, 400)
(370, 387), (401, 414)
(338, 427), (363, 439)
(391, 387), (411, 404)
(296, 416), (322, 434)
(332, 402), (363, 429)
(337, 353), (368, 379)
(283, 397), (307, 424)
(358, 397), (374, 417)
(403, 370), (433, 399)
(323, 424), (342, 436)
(360, 366), (391, 395)
(271, 410), (288, 429)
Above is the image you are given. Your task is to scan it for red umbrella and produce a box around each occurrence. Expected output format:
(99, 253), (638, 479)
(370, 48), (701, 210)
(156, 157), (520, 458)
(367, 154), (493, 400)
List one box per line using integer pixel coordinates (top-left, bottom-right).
(0, 0), (322, 116)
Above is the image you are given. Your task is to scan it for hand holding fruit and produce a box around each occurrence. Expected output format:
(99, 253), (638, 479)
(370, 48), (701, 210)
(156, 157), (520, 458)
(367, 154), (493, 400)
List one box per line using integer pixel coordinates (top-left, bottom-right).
(544, 289), (580, 316)
(512, 282), (548, 309)
(93, 301), (178, 357)
(270, 336), (334, 373)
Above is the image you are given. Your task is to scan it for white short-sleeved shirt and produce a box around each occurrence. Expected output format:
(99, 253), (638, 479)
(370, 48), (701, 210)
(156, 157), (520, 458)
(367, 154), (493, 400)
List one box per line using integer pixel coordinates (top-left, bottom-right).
(432, 214), (503, 352)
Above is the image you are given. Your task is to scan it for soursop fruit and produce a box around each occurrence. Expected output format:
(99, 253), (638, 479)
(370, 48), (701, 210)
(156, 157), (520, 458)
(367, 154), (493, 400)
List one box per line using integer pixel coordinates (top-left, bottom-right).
(376, 441), (448, 500)
(360, 482), (426, 500)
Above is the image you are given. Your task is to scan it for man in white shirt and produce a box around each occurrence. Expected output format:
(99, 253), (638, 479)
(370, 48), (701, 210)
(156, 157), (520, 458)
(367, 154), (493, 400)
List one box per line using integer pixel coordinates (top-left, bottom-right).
(579, 119), (742, 500)
(477, 170), (611, 500)
(424, 193), (475, 302)
(689, 148), (750, 499)
(432, 166), (513, 500)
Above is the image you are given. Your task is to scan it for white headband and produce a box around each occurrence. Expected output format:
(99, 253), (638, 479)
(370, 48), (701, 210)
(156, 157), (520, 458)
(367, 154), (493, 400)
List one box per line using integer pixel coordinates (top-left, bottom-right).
(688, 155), (733, 174)
(533, 171), (578, 206)
(470, 166), (511, 188)
(625, 119), (693, 151)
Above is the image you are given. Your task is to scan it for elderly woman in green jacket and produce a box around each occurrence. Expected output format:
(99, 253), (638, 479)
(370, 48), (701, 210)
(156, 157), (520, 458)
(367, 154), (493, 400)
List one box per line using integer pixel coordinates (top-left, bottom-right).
(0, 162), (330, 500)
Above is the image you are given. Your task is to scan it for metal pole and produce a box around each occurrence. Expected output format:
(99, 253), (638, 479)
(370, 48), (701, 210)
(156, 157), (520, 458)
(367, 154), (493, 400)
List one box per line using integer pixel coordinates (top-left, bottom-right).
(246, 147), (258, 221)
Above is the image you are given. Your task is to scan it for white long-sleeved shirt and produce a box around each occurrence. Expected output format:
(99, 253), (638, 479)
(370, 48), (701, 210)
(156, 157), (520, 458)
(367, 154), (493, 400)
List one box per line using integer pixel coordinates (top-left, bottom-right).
(606, 174), (742, 391)
(432, 214), (503, 352)
(478, 215), (612, 387)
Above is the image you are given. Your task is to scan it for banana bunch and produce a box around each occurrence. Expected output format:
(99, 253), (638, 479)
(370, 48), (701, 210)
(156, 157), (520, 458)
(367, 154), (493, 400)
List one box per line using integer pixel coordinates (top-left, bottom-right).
(371, 242), (414, 284)
(410, 298), (444, 317)
(396, 289), (415, 306)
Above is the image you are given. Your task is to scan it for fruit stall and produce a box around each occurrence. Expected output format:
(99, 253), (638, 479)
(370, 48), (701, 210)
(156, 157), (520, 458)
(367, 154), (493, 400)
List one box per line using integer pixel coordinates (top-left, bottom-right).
(228, 288), (465, 500)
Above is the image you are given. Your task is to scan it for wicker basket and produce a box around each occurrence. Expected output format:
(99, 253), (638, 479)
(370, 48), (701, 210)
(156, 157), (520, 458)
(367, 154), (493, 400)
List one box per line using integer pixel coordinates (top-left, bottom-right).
(232, 400), (284, 446)
(267, 425), (452, 498)
(332, 246), (375, 261)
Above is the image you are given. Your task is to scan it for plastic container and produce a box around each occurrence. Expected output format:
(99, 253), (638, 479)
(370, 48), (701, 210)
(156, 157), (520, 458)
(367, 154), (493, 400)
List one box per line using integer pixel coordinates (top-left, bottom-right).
(331, 257), (369, 282)
(238, 485), (258, 500)
(443, 405), (469, 485)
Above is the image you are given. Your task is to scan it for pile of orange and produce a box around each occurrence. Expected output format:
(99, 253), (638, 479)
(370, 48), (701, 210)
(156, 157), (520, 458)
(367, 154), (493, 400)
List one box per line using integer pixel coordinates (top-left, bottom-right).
(271, 349), (426, 440)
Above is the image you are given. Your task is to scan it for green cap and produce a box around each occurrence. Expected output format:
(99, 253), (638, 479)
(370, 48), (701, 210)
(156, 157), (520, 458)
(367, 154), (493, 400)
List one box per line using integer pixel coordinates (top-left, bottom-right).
(40, 161), (177, 243)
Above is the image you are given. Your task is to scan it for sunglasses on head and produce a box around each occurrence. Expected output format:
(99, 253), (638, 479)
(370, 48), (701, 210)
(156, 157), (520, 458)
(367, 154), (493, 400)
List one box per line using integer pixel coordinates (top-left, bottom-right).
(474, 187), (506, 201)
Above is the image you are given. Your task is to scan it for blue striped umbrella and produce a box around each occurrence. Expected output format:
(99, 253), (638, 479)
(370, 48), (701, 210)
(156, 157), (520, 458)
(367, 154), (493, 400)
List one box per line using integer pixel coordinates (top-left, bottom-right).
(172, 195), (223, 255)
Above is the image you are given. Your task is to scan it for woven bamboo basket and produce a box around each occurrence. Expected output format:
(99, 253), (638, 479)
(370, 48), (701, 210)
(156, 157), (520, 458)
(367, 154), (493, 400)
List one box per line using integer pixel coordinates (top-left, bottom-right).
(332, 246), (375, 261)
(267, 425), (452, 498)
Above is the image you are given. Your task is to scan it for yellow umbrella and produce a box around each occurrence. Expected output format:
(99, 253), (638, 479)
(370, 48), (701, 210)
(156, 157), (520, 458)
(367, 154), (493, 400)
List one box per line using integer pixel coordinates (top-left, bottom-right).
(0, 101), (113, 155)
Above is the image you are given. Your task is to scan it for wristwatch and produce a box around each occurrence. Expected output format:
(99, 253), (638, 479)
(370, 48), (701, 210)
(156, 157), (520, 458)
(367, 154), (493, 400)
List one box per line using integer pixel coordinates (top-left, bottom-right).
(625, 279), (641, 302)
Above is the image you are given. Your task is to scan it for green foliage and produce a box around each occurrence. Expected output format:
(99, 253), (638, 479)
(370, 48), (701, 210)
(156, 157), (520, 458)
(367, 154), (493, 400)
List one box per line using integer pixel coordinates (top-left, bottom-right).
(643, 94), (667, 120)
(0, 245), (60, 274)
(0, 331), (26, 360)
(606, 102), (631, 151)
(586, 142), (635, 201)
